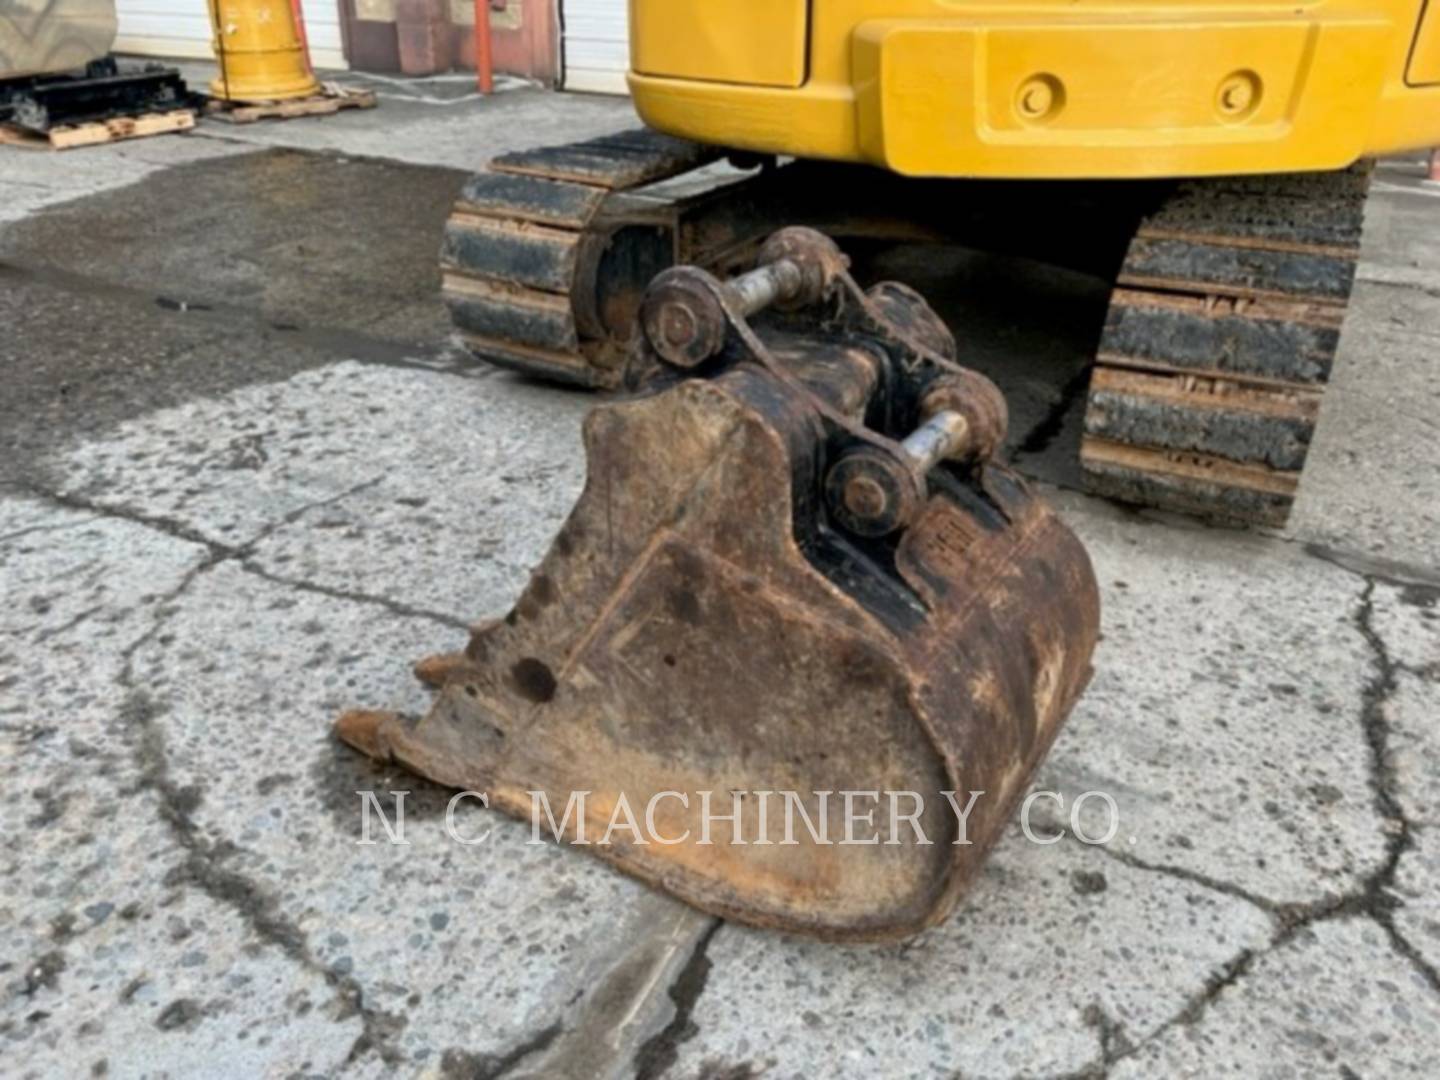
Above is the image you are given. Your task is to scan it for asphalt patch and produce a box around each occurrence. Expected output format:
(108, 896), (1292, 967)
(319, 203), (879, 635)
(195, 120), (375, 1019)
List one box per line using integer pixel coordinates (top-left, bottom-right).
(0, 149), (471, 487)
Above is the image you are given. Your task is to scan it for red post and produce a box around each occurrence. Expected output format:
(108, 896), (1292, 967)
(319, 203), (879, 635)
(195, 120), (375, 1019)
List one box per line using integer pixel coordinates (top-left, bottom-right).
(1429, 148), (1440, 183)
(475, 0), (495, 94)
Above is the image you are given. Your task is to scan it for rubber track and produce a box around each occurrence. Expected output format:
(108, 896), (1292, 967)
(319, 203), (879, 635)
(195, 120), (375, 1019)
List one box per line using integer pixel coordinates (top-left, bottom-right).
(440, 130), (723, 388)
(1082, 164), (1370, 527)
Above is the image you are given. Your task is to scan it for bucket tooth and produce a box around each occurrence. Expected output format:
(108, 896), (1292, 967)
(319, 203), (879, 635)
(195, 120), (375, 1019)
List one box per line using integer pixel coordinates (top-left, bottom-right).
(335, 710), (411, 765)
(412, 652), (476, 690)
(341, 229), (1101, 941)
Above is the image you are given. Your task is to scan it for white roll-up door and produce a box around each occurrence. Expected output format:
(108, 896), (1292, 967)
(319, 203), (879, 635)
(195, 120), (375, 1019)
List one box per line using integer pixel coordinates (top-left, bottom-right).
(562, 0), (629, 95)
(115, 0), (347, 71)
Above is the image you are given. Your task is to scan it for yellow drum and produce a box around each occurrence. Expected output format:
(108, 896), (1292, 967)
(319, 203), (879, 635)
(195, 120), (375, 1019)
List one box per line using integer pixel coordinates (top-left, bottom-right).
(207, 0), (319, 102)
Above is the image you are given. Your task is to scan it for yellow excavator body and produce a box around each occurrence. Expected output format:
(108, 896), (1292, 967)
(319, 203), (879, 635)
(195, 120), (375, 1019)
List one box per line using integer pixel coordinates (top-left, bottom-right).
(628, 0), (1440, 178)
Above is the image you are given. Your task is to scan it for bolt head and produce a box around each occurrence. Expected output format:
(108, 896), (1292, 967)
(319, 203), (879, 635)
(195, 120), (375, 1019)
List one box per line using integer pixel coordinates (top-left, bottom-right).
(824, 448), (924, 539)
(640, 270), (727, 368)
(843, 474), (888, 520)
(660, 304), (698, 349)
(1217, 71), (1261, 119)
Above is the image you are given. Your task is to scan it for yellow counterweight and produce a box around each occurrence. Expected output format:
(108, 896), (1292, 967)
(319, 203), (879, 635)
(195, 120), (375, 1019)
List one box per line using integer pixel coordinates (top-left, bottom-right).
(628, 0), (1440, 179)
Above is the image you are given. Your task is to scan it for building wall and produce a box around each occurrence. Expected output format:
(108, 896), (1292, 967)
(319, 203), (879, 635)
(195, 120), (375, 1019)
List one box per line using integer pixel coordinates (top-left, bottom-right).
(347, 0), (558, 82)
(113, 0), (630, 89)
(559, 0), (628, 94)
(115, 0), (348, 70)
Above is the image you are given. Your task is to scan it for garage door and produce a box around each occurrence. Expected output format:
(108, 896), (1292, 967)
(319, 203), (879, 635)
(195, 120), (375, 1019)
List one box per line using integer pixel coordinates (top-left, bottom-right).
(563, 0), (629, 94)
(115, 0), (347, 71)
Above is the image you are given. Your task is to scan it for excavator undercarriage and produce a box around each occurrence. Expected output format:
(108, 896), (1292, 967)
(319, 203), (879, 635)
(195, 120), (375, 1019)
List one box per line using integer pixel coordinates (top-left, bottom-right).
(441, 129), (1368, 528)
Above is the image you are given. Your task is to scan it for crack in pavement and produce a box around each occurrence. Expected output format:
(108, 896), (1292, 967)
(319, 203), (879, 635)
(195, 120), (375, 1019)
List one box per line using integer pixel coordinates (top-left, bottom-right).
(1087, 1003), (1135, 1072)
(1348, 580), (1440, 996)
(1091, 845), (1278, 914)
(439, 1022), (564, 1080)
(17, 474), (386, 559)
(405, 901), (719, 1080)
(117, 684), (410, 1064)
(33, 602), (106, 644)
(1304, 542), (1440, 591)
(6, 474), (473, 1064)
(1048, 572), (1440, 1078)
(632, 920), (722, 1080)
(6, 480), (248, 560)
(430, 910), (725, 1080)
(111, 574), (410, 1065)
(239, 561), (471, 632)
(6, 478), (471, 632)
(1016, 468), (1440, 595)
(0, 513), (102, 544)
(3, 478), (444, 1064)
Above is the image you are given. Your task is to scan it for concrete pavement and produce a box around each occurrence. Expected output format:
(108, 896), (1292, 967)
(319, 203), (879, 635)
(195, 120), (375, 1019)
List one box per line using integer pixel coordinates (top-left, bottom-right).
(2, 67), (1438, 1078)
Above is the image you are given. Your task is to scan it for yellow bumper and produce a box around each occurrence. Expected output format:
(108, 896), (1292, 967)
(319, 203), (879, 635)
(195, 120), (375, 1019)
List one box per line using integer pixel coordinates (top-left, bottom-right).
(629, 6), (1438, 179)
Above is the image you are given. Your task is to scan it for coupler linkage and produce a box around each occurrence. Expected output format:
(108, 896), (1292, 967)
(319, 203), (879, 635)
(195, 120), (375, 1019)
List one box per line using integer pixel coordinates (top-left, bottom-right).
(635, 228), (1011, 539)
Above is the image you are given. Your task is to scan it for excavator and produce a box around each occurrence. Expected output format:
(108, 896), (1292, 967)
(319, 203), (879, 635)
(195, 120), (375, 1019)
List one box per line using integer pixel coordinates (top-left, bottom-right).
(339, 2), (1440, 939)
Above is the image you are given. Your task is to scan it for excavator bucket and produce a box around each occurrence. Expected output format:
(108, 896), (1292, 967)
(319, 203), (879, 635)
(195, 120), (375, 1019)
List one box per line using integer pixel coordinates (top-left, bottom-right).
(337, 229), (1100, 942)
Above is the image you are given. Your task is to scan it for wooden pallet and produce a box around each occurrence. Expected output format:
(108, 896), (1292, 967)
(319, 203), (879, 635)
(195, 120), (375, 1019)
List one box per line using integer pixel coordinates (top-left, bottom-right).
(203, 85), (377, 125)
(0, 108), (196, 151)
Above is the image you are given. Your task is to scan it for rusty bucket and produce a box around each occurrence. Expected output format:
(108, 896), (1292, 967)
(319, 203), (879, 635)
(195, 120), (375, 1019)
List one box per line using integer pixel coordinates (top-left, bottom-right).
(338, 229), (1100, 942)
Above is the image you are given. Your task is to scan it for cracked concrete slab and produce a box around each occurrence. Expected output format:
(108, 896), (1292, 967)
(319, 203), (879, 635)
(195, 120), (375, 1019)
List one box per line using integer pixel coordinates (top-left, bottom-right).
(1366, 581), (1440, 854)
(1034, 493), (1391, 908)
(0, 501), (359, 1078)
(121, 559), (701, 1070)
(1375, 573), (1440, 987)
(1394, 825), (1440, 985)
(0, 497), (207, 770)
(46, 360), (591, 621)
(6, 871), (364, 1080)
(1112, 917), (1440, 1077)
(1285, 176), (1440, 569)
(1371, 578), (1440, 676)
(3, 355), (696, 1070)
(0, 484), (709, 1074)
(1386, 672), (1440, 831)
(664, 829), (1274, 1079)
